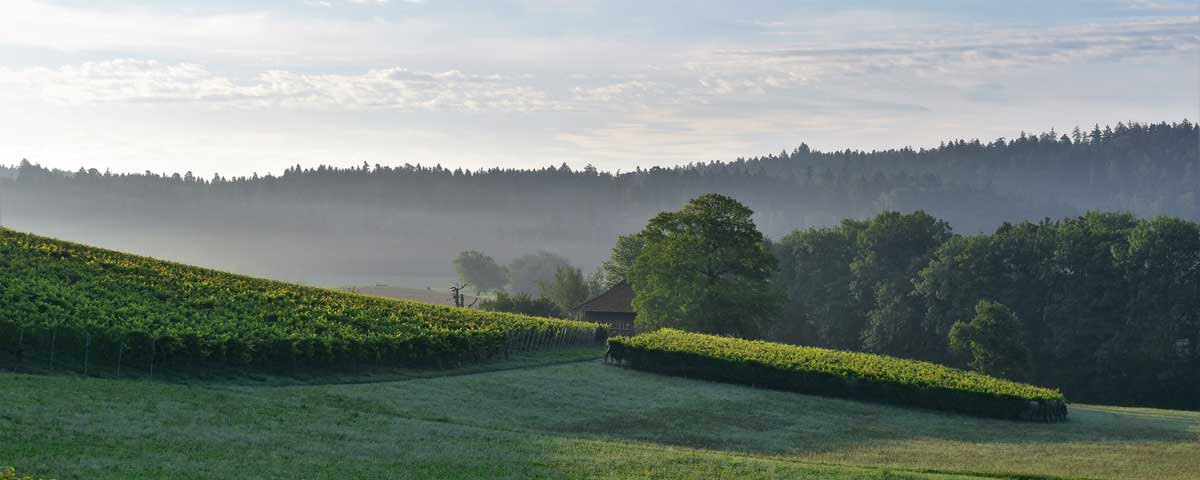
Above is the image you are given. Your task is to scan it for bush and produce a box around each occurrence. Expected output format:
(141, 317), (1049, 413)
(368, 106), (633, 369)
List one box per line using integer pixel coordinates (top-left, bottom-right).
(607, 329), (1067, 421)
(480, 291), (565, 319)
(1, 466), (46, 480)
(0, 229), (605, 374)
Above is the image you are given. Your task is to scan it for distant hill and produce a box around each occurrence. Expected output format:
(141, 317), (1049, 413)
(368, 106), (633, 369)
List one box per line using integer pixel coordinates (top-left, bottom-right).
(1, 120), (1194, 286)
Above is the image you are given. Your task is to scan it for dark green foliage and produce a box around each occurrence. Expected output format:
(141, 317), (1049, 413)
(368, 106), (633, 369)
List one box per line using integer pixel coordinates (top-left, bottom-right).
(480, 291), (565, 319)
(771, 225), (861, 348)
(600, 233), (644, 287)
(771, 211), (951, 358)
(629, 194), (781, 338)
(453, 250), (507, 294)
(0, 229), (605, 374)
(949, 301), (1032, 380)
(772, 211), (1200, 409)
(852, 211), (953, 358)
(607, 329), (1067, 421)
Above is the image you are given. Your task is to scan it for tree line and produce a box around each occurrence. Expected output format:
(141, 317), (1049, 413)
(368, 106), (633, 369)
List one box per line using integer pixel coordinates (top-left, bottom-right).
(453, 249), (598, 319)
(605, 194), (1198, 410)
(2, 121), (1194, 286)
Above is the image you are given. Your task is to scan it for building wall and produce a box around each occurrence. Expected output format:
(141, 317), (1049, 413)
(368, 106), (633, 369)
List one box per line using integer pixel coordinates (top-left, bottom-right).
(583, 311), (637, 337)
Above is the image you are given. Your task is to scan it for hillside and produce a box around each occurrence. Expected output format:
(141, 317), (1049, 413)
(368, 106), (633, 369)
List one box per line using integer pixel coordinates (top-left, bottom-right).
(2, 227), (1196, 479)
(0, 228), (603, 375)
(2, 358), (1196, 480)
(3, 121), (1195, 287)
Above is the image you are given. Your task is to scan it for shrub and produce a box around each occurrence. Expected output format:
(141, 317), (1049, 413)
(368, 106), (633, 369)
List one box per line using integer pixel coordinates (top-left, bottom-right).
(607, 329), (1067, 421)
(480, 291), (565, 319)
(1, 466), (46, 480)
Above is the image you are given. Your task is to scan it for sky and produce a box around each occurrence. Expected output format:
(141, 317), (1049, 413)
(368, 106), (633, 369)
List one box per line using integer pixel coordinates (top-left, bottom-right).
(0, 0), (1197, 177)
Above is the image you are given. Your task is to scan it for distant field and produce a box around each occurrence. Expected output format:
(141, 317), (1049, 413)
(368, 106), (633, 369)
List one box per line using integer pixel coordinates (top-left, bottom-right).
(3, 355), (1196, 480)
(341, 285), (460, 307)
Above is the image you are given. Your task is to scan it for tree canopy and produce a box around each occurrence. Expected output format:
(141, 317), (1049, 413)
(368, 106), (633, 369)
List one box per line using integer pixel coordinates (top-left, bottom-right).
(949, 300), (1033, 381)
(771, 210), (1200, 409)
(453, 250), (507, 294)
(507, 251), (573, 297)
(600, 233), (644, 288)
(629, 194), (781, 337)
(539, 266), (591, 314)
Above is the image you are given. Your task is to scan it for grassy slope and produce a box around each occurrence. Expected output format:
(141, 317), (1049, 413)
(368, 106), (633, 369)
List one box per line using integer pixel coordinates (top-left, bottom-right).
(4, 355), (1196, 480)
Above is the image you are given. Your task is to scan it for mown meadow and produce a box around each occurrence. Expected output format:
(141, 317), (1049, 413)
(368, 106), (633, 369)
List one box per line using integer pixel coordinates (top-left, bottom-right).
(2, 358), (1196, 480)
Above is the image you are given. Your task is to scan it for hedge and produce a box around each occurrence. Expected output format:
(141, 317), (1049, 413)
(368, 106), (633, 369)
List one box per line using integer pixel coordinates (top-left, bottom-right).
(607, 329), (1067, 421)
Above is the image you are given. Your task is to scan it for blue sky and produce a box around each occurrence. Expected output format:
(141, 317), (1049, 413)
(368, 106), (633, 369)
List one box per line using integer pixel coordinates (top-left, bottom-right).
(1, 0), (1197, 176)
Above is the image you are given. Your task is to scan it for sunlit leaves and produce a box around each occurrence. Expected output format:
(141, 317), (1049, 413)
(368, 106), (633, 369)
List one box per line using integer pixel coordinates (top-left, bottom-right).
(608, 329), (1067, 421)
(0, 229), (604, 369)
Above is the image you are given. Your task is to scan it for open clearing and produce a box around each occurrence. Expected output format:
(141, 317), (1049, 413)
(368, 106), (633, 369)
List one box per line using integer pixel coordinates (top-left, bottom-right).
(3, 349), (1196, 480)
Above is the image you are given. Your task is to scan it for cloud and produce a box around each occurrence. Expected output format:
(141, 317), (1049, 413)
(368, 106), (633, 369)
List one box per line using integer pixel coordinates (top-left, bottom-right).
(307, 0), (419, 6)
(690, 16), (1199, 95)
(1117, 0), (1199, 12)
(570, 80), (668, 107)
(0, 60), (560, 112)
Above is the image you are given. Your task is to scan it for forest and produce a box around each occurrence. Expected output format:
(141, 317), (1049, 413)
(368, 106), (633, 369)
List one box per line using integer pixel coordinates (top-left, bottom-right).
(580, 191), (1197, 411)
(766, 211), (1198, 410)
(0, 121), (1195, 286)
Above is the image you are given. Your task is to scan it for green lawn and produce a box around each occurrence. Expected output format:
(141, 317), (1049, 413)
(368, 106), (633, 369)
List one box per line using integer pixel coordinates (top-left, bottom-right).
(3, 350), (1196, 480)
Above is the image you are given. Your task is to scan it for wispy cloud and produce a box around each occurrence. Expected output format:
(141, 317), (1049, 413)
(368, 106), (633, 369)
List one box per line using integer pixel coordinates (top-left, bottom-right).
(306, 0), (420, 6)
(691, 16), (1199, 95)
(0, 1), (1195, 175)
(1117, 0), (1199, 13)
(0, 60), (559, 112)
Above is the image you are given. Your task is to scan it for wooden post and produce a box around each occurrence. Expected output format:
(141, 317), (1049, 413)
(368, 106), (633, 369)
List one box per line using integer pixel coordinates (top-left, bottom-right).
(83, 334), (90, 376)
(116, 342), (124, 377)
(49, 329), (56, 371)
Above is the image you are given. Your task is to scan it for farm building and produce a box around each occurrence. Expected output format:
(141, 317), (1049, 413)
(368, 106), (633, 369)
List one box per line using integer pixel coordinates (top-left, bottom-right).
(573, 280), (637, 336)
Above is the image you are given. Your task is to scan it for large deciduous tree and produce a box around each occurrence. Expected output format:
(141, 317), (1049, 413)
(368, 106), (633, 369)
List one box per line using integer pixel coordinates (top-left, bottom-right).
(771, 225), (862, 347)
(629, 194), (781, 338)
(600, 233), (645, 288)
(949, 300), (1033, 380)
(540, 266), (592, 314)
(453, 250), (507, 294)
(507, 251), (573, 297)
(853, 211), (953, 359)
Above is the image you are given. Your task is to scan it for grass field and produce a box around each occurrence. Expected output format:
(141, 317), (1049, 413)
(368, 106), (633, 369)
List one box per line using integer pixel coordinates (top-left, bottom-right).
(3, 350), (1196, 480)
(341, 285), (459, 307)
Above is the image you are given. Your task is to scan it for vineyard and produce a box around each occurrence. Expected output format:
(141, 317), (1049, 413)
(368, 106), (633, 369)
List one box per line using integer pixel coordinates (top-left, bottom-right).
(607, 329), (1068, 421)
(0, 228), (605, 376)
